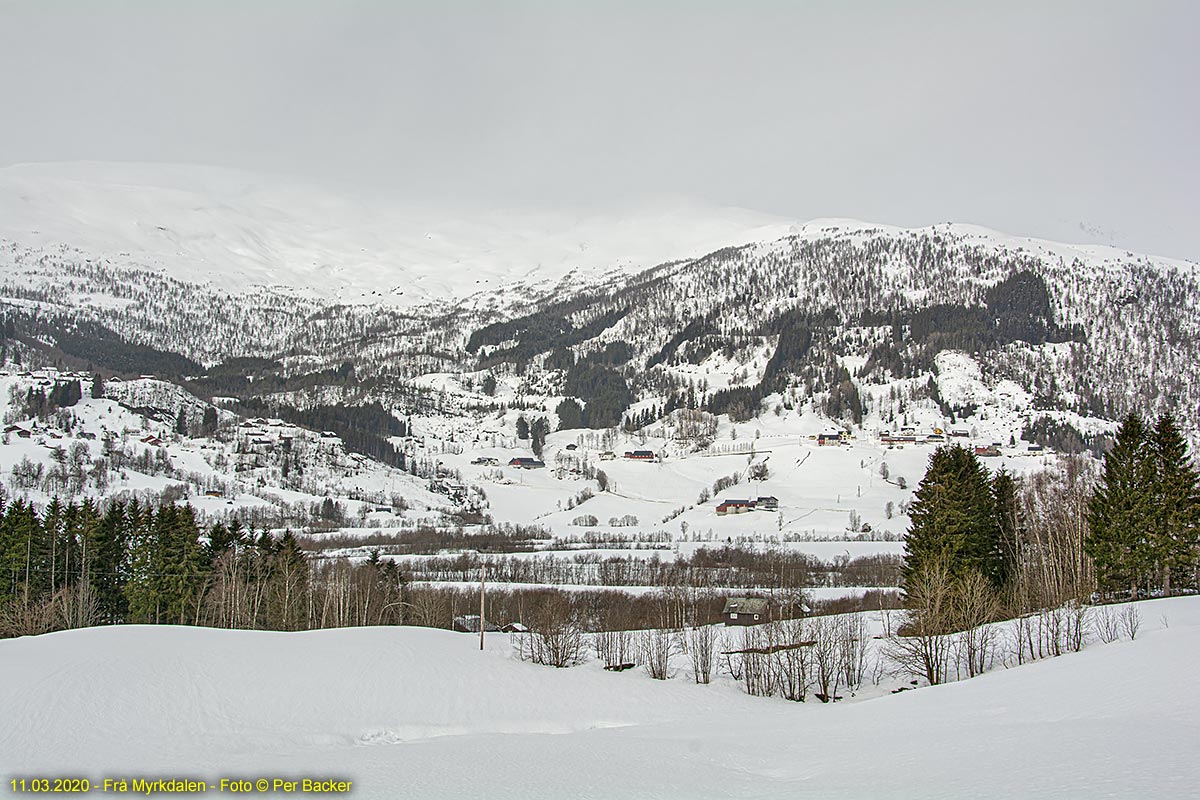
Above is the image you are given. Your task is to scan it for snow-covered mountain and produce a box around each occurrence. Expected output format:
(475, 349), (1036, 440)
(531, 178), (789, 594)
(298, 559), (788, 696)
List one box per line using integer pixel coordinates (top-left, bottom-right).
(2, 160), (1199, 552)
(0, 161), (794, 308)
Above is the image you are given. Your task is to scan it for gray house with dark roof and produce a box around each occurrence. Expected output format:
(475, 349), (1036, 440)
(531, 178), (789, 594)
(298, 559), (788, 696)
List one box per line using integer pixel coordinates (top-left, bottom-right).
(722, 597), (769, 626)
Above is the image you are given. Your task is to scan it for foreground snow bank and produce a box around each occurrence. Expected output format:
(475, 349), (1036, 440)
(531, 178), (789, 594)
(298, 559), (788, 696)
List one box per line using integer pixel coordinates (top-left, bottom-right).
(4, 597), (1200, 799)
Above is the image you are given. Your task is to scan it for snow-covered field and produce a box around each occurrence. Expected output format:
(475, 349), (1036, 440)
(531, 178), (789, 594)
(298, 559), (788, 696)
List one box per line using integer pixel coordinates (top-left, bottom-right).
(2, 597), (1197, 799)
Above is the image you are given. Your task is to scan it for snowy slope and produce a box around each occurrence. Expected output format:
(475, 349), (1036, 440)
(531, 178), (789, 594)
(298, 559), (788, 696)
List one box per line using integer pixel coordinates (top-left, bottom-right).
(0, 162), (794, 308)
(2, 597), (1197, 798)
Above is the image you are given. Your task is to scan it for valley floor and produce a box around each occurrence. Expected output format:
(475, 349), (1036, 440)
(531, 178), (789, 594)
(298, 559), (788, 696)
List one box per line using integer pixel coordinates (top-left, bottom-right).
(3, 597), (1198, 799)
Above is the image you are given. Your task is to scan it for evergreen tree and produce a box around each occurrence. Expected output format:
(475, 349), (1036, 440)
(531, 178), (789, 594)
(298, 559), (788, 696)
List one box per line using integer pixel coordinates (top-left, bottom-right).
(902, 445), (1005, 594)
(87, 499), (131, 622)
(90, 373), (105, 400)
(1086, 413), (1156, 598)
(992, 470), (1020, 589)
(531, 417), (549, 457)
(201, 406), (219, 436)
(268, 531), (309, 631)
(1148, 413), (1200, 593)
(515, 415), (530, 440)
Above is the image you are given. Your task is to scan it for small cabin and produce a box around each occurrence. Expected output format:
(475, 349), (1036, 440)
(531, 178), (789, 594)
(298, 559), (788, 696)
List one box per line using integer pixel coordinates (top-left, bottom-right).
(453, 615), (501, 634)
(755, 496), (779, 511)
(975, 445), (1001, 458)
(723, 597), (769, 626)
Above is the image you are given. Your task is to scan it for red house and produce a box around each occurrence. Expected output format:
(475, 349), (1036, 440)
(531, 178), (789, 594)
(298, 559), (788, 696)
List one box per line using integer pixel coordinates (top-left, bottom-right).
(716, 499), (756, 516)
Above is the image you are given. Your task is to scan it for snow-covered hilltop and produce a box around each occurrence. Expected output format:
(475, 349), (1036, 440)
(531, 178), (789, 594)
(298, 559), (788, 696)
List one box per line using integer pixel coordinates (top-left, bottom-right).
(0, 161), (794, 309)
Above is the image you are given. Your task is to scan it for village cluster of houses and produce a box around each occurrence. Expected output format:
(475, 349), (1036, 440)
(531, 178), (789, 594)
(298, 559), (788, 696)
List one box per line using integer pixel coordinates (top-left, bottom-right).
(877, 427), (1011, 455)
(715, 495), (779, 516)
(879, 428), (947, 446)
(498, 448), (661, 472)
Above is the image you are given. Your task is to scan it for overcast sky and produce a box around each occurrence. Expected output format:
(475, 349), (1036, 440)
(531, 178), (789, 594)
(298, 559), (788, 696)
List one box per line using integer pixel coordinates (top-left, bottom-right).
(1, 1), (1196, 259)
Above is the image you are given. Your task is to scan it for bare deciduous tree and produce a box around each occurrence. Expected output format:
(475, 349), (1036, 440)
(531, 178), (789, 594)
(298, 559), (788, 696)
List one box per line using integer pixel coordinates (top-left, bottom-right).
(520, 594), (585, 668)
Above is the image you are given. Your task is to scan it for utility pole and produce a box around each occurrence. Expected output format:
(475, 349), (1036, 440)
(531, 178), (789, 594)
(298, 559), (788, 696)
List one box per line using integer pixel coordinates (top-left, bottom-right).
(479, 561), (486, 651)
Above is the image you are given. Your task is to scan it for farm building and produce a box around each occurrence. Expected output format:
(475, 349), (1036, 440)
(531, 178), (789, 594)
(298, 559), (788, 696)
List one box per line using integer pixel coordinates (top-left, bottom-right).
(624, 450), (657, 461)
(508, 457), (546, 469)
(975, 445), (1001, 457)
(880, 434), (919, 446)
(452, 615), (501, 634)
(723, 597), (769, 626)
(817, 433), (842, 446)
(716, 499), (755, 516)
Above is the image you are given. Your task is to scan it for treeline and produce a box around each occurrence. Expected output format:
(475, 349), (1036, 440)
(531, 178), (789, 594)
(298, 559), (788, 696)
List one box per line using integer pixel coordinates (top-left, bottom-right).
(468, 302), (629, 368)
(298, 523), (552, 555)
(0, 492), (898, 639)
(0, 496), (403, 635)
(375, 547), (901, 591)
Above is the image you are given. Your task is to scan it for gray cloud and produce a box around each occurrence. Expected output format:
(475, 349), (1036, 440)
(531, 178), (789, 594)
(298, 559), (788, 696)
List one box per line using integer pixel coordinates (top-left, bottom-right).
(1, 0), (1196, 258)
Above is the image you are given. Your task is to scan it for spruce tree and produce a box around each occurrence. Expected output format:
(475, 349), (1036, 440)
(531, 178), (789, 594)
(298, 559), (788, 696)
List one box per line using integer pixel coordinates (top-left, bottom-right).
(531, 417), (549, 457)
(268, 531), (309, 631)
(992, 469), (1020, 589)
(1148, 413), (1200, 593)
(1087, 413), (1155, 598)
(902, 445), (1005, 593)
(88, 499), (131, 622)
